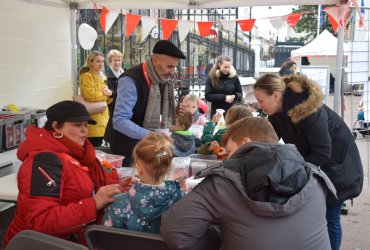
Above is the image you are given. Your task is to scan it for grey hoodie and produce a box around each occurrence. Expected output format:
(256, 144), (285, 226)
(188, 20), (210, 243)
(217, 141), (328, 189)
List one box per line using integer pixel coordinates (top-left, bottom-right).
(161, 142), (336, 250)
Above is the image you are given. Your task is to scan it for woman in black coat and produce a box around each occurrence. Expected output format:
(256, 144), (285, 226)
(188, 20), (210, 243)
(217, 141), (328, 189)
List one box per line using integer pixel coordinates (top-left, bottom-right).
(104, 49), (124, 143)
(253, 73), (363, 250)
(205, 55), (243, 117)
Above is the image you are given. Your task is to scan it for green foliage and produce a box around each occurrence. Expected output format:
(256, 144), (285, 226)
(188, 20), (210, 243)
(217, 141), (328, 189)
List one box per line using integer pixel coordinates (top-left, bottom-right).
(292, 5), (336, 43)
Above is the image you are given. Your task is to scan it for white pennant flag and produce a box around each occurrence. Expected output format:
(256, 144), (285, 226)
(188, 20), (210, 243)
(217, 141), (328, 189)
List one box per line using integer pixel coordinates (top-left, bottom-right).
(220, 20), (236, 33)
(178, 20), (193, 43)
(104, 9), (120, 35)
(269, 16), (285, 31)
(141, 16), (157, 42)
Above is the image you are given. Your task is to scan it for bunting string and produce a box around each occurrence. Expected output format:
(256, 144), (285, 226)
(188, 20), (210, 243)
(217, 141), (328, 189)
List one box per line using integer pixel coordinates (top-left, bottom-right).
(91, 2), (365, 43)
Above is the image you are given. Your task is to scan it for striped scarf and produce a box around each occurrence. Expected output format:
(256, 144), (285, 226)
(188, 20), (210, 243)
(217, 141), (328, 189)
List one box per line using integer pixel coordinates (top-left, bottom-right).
(142, 58), (176, 129)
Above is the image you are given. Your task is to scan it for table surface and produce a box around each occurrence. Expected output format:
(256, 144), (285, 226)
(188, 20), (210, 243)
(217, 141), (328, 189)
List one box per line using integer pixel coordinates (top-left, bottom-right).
(0, 149), (17, 168)
(0, 173), (18, 202)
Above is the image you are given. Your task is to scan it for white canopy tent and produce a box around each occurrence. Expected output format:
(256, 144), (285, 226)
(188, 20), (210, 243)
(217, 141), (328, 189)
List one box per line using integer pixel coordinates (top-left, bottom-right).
(291, 29), (348, 57)
(0, 0), (342, 109)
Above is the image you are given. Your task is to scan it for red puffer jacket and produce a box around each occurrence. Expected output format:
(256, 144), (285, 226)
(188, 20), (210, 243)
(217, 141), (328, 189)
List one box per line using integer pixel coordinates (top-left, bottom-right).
(5, 126), (97, 246)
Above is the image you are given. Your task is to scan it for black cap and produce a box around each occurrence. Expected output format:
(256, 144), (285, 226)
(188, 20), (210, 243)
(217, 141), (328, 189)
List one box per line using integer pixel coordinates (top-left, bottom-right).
(152, 40), (186, 59)
(46, 101), (97, 125)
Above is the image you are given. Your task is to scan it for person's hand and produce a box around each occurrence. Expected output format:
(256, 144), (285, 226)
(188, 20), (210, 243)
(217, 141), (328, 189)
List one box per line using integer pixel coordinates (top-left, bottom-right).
(119, 176), (138, 192)
(94, 184), (121, 210)
(176, 101), (187, 116)
(208, 141), (219, 151)
(102, 87), (112, 96)
(225, 95), (235, 103)
(211, 112), (221, 123)
(213, 146), (228, 160)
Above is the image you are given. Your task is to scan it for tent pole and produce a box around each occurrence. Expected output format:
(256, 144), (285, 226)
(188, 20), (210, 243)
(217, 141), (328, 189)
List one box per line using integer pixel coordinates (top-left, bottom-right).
(317, 5), (321, 37)
(70, 2), (78, 96)
(333, 27), (344, 116)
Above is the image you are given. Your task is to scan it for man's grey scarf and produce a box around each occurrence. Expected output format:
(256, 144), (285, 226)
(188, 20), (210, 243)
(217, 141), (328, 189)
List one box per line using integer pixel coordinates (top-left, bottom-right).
(142, 58), (176, 130)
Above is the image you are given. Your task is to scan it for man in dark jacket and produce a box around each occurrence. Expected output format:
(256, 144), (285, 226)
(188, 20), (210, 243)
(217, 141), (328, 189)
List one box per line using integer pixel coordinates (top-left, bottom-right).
(106, 40), (186, 166)
(161, 117), (336, 250)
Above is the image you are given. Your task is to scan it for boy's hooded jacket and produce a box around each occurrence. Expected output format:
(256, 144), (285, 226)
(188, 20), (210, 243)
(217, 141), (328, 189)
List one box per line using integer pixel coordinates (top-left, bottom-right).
(161, 142), (336, 250)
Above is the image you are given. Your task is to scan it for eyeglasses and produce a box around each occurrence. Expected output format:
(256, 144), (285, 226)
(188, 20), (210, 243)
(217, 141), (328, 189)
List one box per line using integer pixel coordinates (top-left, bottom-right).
(111, 59), (122, 62)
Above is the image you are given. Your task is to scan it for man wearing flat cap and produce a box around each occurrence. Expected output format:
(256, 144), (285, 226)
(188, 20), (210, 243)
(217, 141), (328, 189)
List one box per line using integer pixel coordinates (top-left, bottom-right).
(106, 40), (186, 166)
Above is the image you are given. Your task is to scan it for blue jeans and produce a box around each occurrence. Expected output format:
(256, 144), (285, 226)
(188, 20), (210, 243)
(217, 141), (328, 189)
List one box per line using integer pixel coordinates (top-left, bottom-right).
(326, 203), (342, 250)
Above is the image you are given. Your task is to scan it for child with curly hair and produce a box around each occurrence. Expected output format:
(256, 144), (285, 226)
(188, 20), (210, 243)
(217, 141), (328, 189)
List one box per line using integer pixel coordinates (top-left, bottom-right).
(102, 133), (185, 233)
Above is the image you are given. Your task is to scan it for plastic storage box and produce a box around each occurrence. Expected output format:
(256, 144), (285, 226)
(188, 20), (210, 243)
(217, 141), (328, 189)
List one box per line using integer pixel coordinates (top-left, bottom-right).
(95, 150), (124, 168)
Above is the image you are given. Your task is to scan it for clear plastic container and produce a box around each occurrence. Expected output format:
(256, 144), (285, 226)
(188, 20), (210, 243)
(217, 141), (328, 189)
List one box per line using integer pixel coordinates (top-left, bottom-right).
(171, 157), (191, 178)
(116, 167), (135, 179)
(188, 154), (220, 168)
(95, 150), (124, 168)
(190, 161), (207, 176)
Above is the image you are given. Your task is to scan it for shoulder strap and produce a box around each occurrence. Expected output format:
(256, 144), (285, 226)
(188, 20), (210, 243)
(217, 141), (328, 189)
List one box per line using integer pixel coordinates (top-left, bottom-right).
(142, 62), (151, 89)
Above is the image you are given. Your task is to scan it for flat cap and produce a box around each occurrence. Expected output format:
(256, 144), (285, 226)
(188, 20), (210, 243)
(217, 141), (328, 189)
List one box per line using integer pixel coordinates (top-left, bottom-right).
(46, 100), (96, 125)
(152, 40), (186, 59)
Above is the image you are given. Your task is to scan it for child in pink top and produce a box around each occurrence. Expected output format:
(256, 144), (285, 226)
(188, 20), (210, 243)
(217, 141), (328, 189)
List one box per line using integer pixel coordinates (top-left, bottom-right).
(184, 94), (207, 126)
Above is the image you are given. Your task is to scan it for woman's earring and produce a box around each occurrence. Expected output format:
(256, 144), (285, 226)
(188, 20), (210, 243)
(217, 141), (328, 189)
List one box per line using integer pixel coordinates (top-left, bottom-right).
(53, 131), (64, 139)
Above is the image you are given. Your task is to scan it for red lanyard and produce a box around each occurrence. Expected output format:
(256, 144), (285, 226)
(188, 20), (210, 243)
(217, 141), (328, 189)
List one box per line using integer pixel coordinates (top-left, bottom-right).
(142, 62), (151, 89)
(60, 153), (90, 172)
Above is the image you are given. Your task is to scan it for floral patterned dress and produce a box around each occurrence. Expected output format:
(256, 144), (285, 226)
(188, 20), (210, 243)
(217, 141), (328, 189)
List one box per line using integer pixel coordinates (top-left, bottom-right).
(103, 180), (184, 233)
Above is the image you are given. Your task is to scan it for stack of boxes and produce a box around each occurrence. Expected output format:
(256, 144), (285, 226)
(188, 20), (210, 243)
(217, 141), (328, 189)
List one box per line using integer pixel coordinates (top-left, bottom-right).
(0, 110), (46, 152)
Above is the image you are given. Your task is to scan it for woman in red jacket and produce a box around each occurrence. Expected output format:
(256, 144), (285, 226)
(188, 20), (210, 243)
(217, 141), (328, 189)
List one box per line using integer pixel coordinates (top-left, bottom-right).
(5, 101), (121, 246)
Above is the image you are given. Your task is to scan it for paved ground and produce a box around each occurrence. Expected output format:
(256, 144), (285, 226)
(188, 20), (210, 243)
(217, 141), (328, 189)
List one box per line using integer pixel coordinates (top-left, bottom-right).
(341, 187), (370, 250)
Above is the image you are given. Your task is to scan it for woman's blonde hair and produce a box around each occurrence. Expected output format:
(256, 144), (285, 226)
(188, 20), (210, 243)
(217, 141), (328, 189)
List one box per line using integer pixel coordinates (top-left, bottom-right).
(107, 49), (123, 64)
(209, 55), (232, 87)
(225, 105), (253, 126)
(254, 73), (306, 96)
(79, 51), (104, 75)
(133, 132), (173, 182)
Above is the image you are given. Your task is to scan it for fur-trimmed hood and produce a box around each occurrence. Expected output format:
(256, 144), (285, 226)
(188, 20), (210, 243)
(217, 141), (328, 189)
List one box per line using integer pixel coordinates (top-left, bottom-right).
(283, 75), (324, 123)
(215, 65), (237, 78)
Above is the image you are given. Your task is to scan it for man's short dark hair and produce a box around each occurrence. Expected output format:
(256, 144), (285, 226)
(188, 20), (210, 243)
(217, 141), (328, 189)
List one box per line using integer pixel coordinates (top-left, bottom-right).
(222, 117), (279, 146)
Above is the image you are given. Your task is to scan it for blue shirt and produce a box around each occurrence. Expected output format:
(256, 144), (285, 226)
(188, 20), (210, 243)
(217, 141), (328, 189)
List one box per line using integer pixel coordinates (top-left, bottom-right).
(113, 76), (150, 139)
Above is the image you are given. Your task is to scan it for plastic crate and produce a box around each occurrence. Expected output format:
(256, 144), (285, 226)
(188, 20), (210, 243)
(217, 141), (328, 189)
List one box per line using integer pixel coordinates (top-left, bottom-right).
(21, 118), (31, 142)
(14, 116), (24, 147)
(1, 115), (24, 151)
(31, 111), (47, 128)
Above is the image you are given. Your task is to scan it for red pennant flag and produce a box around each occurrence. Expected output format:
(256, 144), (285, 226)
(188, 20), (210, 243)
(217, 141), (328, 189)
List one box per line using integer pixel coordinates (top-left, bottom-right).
(351, 0), (364, 27)
(324, 5), (348, 31)
(208, 28), (218, 36)
(237, 19), (256, 32)
(328, 13), (339, 33)
(161, 19), (179, 40)
(99, 7), (109, 33)
(286, 13), (302, 28)
(125, 13), (141, 37)
(197, 21), (214, 37)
